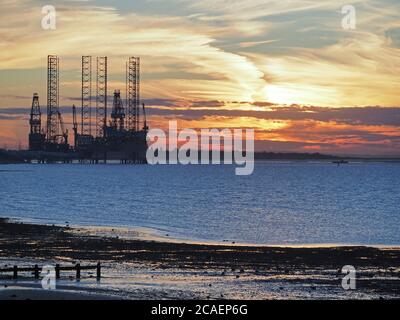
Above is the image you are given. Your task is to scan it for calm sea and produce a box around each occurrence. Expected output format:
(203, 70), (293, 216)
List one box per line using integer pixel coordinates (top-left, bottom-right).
(1, 162), (399, 245)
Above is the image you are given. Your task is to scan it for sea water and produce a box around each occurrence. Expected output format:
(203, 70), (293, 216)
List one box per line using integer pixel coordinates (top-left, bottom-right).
(1, 162), (399, 245)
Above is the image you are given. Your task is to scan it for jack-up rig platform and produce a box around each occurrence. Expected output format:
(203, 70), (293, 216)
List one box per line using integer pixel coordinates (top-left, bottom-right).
(22, 55), (148, 163)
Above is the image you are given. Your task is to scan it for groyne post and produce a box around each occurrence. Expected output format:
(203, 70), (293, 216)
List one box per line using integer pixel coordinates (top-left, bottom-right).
(96, 262), (101, 280)
(34, 264), (39, 279)
(55, 264), (60, 279)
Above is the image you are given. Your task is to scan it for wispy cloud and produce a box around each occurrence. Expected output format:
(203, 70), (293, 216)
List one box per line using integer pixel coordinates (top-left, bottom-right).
(0, 0), (399, 154)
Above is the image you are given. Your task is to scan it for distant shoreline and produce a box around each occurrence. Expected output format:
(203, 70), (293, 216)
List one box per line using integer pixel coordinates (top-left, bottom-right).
(2, 148), (400, 164)
(2, 159), (400, 165)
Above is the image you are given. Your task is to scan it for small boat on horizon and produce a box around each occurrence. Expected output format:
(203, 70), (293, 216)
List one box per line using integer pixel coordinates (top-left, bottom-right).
(332, 160), (349, 165)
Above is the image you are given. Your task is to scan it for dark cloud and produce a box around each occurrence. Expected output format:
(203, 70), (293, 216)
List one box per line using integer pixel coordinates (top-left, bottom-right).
(251, 101), (275, 107)
(255, 139), (400, 156)
(0, 94), (32, 100)
(146, 104), (400, 127)
(2, 103), (400, 127)
(65, 97), (227, 109)
(280, 105), (400, 127)
(0, 106), (72, 115)
(0, 114), (26, 120)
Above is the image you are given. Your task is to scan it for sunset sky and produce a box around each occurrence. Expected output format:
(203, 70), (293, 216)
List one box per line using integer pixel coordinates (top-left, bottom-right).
(0, 0), (400, 155)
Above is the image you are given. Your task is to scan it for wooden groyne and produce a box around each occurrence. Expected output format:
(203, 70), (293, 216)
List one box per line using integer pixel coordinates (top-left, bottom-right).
(0, 263), (101, 280)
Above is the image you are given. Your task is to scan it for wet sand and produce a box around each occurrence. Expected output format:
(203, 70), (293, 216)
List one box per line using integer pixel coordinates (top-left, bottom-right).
(0, 218), (399, 300)
(0, 287), (119, 300)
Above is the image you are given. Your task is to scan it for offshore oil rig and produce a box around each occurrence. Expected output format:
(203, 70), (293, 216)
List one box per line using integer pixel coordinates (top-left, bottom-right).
(26, 55), (148, 163)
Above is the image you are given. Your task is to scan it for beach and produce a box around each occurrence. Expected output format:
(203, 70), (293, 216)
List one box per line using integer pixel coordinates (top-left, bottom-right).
(0, 217), (399, 300)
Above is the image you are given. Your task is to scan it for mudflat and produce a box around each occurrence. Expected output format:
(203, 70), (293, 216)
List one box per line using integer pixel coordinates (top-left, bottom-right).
(0, 218), (399, 299)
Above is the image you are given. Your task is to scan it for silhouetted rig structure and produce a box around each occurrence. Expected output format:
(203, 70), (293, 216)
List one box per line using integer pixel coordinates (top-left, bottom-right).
(26, 55), (148, 163)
